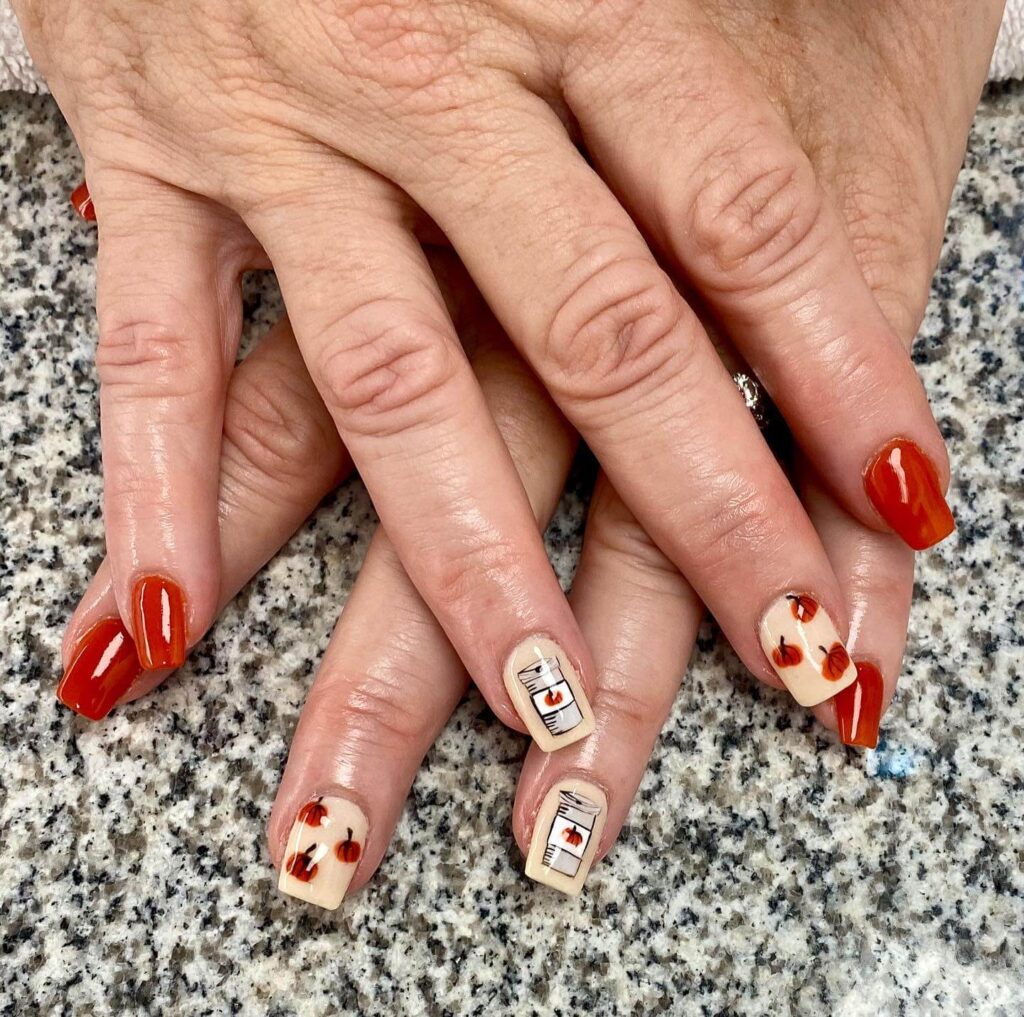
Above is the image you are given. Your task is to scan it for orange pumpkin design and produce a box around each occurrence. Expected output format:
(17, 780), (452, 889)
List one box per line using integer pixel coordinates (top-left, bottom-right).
(772, 636), (803, 668)
(336, 828), (362, 864)
(819, 642), (851, 681)
(297, 798), (328, 827)
(286, 845), (319, 882)
(786, 594), (819, 623)
(562, 825), (584, 848)
(543, 689), (564, 707)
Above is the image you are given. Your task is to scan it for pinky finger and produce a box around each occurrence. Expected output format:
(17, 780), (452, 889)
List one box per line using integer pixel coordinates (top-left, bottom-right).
(799, 466), (915, 749)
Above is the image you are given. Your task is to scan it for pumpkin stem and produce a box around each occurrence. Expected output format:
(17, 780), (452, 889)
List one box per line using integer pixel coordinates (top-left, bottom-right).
(345, 827), (353, 842)
(818, 646), (827, 654)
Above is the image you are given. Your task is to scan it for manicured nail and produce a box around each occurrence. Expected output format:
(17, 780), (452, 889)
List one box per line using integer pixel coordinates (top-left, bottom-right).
(70, 181), (96, 221)
(760, 593), (857, 706)
(833, 660), (884, 749)
(278, 795), (368, 910)
(503, 636), (595, 752)
(525, 780), (607, 896)
(56, 617), (143, 721)
(864, 438), (955, 550)
(131, 574), (187, 671)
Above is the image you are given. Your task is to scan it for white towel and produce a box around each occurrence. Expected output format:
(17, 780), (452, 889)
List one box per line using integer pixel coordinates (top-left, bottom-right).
(2, 0), (1023, 91)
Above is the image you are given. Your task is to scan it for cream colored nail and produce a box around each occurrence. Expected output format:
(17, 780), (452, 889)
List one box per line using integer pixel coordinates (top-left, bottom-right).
(759, 593), (857, 706)
(277, 795), (367, 910)
(525, 779), (607, 896)
(503, 636), (595, 752)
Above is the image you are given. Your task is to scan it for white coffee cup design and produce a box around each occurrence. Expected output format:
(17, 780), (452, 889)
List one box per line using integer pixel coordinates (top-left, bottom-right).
(516, 656), (585, 737)
(541, 790), (602, 878)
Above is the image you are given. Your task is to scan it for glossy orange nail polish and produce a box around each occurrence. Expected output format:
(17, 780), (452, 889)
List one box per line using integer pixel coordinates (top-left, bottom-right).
(864, 438), (955, 551)
(57, 618), (142, 721)
(70, 181), (96, 221)
(131, 575), (187, 670)
(833, 660), (884, 749)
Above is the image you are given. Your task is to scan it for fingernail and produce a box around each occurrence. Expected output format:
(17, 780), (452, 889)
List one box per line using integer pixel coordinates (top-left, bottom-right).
(278, 796), (368, 910)
(131, 574), (187, 671)
(760, 593), (857, 706)
(864, 438), (955, 550)
(833, 660), (884, 749)
(70, 181), (96, 221)
(525, 779), (607, 896)
(56, 617), (142, 721)
(503, 636), (595, 752)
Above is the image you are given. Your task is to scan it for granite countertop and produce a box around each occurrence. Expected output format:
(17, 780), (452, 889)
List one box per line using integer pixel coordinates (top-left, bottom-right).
(1, 85), (1022, 1016)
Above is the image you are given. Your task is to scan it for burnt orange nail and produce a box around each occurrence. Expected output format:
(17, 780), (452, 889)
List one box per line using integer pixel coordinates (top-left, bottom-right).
(70, 181), (96, 221)
(57, 617), (142, 721)
(131, 575), (187, 670)
(833, 660), (884, 749)
(864, 438), (955, 550)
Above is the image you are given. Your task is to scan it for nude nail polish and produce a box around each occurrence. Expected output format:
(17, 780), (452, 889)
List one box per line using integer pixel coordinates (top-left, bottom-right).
(864, 438), (955, 550)
(70, 181), (96, 221)
(131, 574), (187, 671)
(525, 779), (606, 896)
(759, 593), (857, 706)
(278, 795), (368, 910)
(56, 617), (142, 721)
(503, 636), (595, 752)
(833, 660), (884, 749)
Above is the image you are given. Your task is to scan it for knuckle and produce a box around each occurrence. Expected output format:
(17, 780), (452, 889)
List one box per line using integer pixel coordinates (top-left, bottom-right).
(685, 476), (783, 579)
(304, 667), (435, 749)
(686, 143), (825, 289)
(311, 309), (461, 438)
(429, 537), (525, 617)
(594, 678), (661, 739)
(96, 318), (211, 399)
(546, 251), (686, 405)
(221, 368), (342, 491)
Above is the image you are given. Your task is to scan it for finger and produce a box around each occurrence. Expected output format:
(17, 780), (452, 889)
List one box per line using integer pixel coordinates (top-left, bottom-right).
(561, 7), (954, 550)
(514, 473), (703, 895)
(269, 300), (578, 908)
(800, 467), (915, 749)
(243, 164), (596, 751)
(89, 170), (247, 672)
(56, 318), (351, 719)
(391, 101), (857, 708)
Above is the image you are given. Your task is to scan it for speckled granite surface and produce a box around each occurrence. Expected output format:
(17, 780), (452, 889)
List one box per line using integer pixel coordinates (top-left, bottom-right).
(1, 86), (1022, 1016)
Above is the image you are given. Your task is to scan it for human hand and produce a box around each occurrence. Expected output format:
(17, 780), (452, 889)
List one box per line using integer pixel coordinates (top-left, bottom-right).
(18, 0), (987, 735)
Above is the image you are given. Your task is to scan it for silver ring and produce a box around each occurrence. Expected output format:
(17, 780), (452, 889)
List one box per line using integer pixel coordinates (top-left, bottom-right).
(732, 372), (774, 433)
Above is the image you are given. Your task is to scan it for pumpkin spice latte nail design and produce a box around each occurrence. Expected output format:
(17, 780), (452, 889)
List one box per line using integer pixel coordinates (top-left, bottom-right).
(278, 795), (368, 910)
(56, 617), (143, 721)
(760, 594), (857, 706)
(864, 438), (955, 551)
(503, 636), (595, 752)
(131, 574), (187, 671)
(833, 660), (885, 749)
(525, 780), (607, 896)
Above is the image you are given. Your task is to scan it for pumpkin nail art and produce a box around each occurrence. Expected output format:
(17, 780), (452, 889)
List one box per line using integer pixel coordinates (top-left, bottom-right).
(525, 780), (607, 896)
(759, 594), (857, 706)
(503, 636), (595, 753)
(278, 796), (367, 910)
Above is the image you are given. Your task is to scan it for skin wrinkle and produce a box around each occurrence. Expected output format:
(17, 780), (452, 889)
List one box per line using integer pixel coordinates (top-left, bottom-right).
(29, 1), (999, 856)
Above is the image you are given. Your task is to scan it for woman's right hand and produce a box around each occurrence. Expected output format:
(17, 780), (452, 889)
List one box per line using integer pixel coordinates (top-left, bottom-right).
(17, 0), (986, 748)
